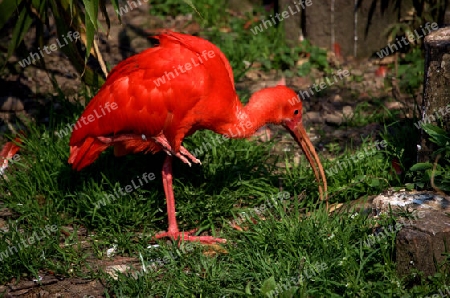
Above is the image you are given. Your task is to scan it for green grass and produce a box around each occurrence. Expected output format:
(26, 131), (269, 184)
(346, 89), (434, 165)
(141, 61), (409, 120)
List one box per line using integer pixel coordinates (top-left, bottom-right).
(0, 96), (448, 296)
(1, 0), (449, 297)
(345, 99), (400, 128)
(149, 0), (330, 79)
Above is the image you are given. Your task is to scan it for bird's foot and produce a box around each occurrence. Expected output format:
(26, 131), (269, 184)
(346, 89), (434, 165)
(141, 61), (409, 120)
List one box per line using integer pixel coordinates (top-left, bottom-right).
(154, 229), (226, 244)
(151, 134), (202, 166)
(179, 146), (202, 165)
(164, 147), (201, 167)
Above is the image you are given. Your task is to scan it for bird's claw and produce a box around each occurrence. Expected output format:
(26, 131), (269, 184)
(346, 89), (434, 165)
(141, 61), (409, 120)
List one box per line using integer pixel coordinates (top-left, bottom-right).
(179, 146), (201, 165)
(151, 135), (200, 165)
(171, 146), (201, 166)
(154, 230), (226, 244)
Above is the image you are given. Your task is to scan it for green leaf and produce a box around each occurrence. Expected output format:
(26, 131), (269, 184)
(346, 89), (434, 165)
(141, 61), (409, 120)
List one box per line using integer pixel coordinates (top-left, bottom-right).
(99, 0), (110, 37)
(68, 0), (74, 19)
(416, 182), (425, 188)
(0, 0), (24, 31)
(409, 163), (433, 171)
(7, 4), (34, 62)
(110, 0), (121, 23)
(84, 13), (95, 62)
(49, 0), (104, 87)
(404, 183), (415, 190)
(82, 0), (99, 31)
(280, 286), (298, 298)
(439, 184), (450, 192)
(244, 282), (252, 295)
(369, 179), (380, 187)
(82, 0), (104, 61)
(182, 0), (203, 20)
(31, 0), (48, 60)
(260, 276), (277, 295)
(422, 124), (450, 147)
(36, 0), (48, 18)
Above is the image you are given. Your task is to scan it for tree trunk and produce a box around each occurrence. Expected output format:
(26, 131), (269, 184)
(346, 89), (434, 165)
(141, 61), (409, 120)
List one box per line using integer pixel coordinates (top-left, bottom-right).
(278, 0), (302, 46)
(418, 27), (450, 163)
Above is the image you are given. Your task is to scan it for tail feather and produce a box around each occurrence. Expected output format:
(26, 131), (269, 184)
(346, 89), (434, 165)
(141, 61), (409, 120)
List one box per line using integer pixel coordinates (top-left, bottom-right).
(0, 140), (21, 160)
(0, 132), (25, 175)
(113, 140), (161, 157)
(68, 137), (109, 171)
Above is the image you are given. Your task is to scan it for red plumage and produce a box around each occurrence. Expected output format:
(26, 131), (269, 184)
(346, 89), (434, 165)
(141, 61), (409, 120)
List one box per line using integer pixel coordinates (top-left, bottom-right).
(68, 31), (328, 244)
(69, 32), (237, 170)
(0, 132), (24, 176)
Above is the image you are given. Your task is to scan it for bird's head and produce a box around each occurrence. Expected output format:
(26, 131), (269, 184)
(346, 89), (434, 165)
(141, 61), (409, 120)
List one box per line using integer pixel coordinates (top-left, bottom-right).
(251, 78), (328, 204)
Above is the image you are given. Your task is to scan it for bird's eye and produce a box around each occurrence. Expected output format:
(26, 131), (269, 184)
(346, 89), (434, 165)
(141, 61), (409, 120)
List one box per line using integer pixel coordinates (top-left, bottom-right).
(294, 110), (299, 115)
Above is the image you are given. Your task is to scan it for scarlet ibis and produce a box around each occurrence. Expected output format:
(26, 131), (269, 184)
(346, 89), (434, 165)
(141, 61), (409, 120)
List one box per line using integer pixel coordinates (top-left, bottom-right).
(68, 31), (327, 244)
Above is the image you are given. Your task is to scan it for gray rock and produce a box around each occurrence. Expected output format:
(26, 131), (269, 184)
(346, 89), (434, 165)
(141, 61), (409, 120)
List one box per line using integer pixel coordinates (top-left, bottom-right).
(324, 113), (343, 125)
(305, 111), (322, 123)
(331, 129), (346, 139)
(384, 101), (404, 110)
(321, 102), (336, 114)
(0, 97), (24, 111)
(396, 211), (450, 278)
(351, 69), (363, 77)
(0, 112), (12, 121)
(331, 94), (343, 103)
(342, 105), (354, 118)
(372, 190), (450, 278)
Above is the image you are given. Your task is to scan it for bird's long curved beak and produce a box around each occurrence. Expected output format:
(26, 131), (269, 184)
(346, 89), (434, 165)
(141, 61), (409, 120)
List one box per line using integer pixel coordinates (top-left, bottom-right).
(286, 123), (328, 207)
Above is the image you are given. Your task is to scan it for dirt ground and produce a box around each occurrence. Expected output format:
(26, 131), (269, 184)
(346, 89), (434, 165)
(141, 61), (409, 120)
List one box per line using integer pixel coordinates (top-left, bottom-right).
(0, 2), (418, 297)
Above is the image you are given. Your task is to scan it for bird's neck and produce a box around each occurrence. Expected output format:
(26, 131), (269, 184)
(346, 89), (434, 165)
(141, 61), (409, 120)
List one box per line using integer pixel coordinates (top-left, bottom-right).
(217, 98), (274, 139)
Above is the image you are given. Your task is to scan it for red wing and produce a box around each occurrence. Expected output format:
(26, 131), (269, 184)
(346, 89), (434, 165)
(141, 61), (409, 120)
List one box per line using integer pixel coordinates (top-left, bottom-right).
(160, 32), (235, 89)
(70, 34), (212, 147)
(68, 32), (238, 170)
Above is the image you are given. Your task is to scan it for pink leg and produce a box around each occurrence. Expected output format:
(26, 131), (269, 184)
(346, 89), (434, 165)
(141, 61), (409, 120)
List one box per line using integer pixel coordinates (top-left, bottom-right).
(154, 155), (226, 244)
(162, 155), (178, 234)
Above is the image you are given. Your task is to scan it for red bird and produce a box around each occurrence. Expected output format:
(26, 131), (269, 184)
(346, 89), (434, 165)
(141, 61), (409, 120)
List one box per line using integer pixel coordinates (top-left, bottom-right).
(68, 32), (327, 244)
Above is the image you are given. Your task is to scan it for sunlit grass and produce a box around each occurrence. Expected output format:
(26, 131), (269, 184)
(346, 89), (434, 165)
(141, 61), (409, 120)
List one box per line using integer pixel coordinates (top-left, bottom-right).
(0, 1), (448, 296)
(0, 93), (448, 296)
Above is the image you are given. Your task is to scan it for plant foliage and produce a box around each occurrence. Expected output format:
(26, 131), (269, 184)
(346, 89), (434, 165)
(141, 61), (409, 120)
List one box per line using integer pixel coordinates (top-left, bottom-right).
(0, 0), (124, 87)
